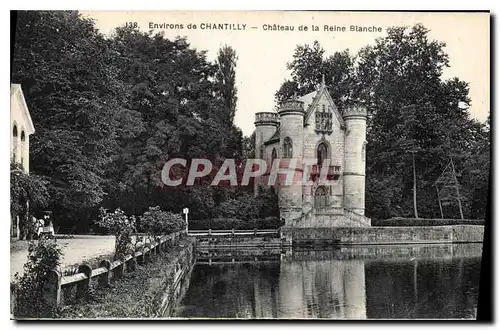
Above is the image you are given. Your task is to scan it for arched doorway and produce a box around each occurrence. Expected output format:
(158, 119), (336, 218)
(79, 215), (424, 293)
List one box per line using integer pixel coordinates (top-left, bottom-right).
(314, 186), (328, 210)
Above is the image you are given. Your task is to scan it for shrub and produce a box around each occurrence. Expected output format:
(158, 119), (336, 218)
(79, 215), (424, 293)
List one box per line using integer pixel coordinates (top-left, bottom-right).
(13, 237), (64, 318)
(216, 194), (260, 219)
(95, 208), (136, 258)
(139, 206), (185, 236)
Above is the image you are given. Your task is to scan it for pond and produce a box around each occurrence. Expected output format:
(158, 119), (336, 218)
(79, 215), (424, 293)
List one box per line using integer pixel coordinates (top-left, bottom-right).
(173, 244), (482, 319)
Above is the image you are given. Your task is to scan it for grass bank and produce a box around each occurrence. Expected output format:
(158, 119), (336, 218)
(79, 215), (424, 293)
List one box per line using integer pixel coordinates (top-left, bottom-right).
(58, 238), (194, 319)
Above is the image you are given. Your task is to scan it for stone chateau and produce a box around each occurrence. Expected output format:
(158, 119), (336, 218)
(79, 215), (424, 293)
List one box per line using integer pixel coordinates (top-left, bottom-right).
(254, 78), (371, 228)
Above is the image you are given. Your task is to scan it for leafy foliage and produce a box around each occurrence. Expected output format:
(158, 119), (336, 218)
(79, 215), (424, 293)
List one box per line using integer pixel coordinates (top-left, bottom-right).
(10, 162), (50, 238)
(95, 208), (136, 258)
(13, 237), (64, 318)
(139, 206), (185, 236)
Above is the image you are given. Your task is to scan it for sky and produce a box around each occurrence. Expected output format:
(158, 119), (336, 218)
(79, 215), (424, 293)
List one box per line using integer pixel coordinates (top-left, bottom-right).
(81, 11), (490, 136)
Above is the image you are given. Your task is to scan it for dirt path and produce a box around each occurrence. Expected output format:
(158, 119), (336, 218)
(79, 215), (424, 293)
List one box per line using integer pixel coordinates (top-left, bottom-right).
(10, 235), (115, 282)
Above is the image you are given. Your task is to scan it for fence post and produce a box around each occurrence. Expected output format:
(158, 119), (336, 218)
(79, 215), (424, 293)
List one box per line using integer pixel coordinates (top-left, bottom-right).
(99, 260), (111, 288)
(149, 243), (155, 258)
(137, 250), (145, 265)
(76, 264), (92, 301)
(114, 254), (126, 280)
(42, 269), (61, 307)
(128, 255), (137, 272)
(143, 247), (149, 264)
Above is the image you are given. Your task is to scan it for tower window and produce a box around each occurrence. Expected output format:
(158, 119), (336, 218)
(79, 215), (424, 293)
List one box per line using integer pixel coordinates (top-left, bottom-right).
(271, 148), (277, 162)
(317, 142), (328, 166)
(283, 137), (293, 158)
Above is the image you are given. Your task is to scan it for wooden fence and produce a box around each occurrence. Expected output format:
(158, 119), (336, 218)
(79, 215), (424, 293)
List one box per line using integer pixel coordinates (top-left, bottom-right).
(41, 231), (185, 307)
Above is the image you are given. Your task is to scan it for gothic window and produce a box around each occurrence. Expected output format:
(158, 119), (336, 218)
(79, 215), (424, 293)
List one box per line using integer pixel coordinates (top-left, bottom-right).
(13, 125), (18, 138)
(21, 130), (25, 141)
(322, 104), (326, 112)
(271, 148), (277, 162)
(362, 141), (367, 162)
(260, 144), (265, 159)
(317, 142), (328, 166)
(283, 137), (293, 158)
(314, 186), (328, 210)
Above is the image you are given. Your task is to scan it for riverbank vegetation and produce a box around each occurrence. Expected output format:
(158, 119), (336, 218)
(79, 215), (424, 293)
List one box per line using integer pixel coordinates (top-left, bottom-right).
(57, 238), (194, 319)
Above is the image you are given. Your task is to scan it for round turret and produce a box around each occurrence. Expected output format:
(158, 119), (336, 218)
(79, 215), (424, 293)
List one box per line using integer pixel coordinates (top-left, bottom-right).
(277, 99), (305, 226)
(342, 103), (367, 215)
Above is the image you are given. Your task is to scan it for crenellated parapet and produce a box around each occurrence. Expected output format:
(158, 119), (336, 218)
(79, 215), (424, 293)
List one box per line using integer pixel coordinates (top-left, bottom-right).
(342, 103), (367, 120)
(278, 99), (305, 117)
(254, 112), (279, 126)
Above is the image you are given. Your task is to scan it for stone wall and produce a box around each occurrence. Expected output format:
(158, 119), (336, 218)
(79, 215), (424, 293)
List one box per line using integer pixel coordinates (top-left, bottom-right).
(149, 240), (195, 317)
(281, 225), (484, 245)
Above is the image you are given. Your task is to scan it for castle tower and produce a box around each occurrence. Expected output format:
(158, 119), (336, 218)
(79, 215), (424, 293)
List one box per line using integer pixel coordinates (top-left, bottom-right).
(342, 103), (367, 215)
(277, 99), (305, 226)
(254, 112), (278, 194)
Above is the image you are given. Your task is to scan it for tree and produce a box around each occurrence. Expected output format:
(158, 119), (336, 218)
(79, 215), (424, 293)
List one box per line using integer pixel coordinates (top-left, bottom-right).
(215, 45), (238, 125)
(357, 24), (486, 219)
(10, 163), (50, 239)
(275, 41), (356, 110)
(11, 11), (132, 229)
(242, 131), (256, 159)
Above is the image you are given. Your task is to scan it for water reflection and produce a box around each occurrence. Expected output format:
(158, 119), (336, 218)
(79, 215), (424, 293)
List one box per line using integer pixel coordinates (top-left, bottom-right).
(175, 244), (482, 319)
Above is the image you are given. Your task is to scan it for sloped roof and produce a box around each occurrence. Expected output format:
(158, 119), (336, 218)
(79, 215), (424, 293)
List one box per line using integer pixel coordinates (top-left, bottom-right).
(11, 84), (35, 134)
(262, 80), (345, 145)
(264, 125), (280, 145)
(297, 90), (317, 111)
(303, 84), (345, 128)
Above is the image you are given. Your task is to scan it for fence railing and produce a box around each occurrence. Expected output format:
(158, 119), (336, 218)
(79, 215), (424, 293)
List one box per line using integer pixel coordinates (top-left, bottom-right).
(39, 231), (185, 307)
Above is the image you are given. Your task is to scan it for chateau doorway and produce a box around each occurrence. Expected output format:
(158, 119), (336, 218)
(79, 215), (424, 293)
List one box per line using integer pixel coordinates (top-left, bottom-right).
(314, 186), (328, 210)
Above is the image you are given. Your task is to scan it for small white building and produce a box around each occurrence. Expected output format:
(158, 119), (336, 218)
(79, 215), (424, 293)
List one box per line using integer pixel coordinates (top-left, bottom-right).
(11, 84), (35, 237)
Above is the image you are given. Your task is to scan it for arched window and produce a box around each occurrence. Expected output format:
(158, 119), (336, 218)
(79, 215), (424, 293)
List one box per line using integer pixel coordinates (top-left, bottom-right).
(283, 137), (293, 158)
(259, 144), (265, 159)
(317, 142), (328, 166)
(362, 142), (367, 162)
(12, 125), (18, 163)
(21, 131), (25, 142)
(271, 148), (277, 162)
(314, 186), (328, 210)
